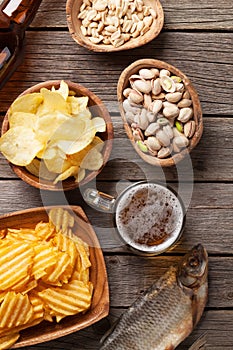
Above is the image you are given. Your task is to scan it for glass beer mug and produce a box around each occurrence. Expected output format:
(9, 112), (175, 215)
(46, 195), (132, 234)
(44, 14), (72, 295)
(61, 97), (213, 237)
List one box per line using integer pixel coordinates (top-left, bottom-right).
(84, 181), (186, 256)
(0, 0), (42, 89)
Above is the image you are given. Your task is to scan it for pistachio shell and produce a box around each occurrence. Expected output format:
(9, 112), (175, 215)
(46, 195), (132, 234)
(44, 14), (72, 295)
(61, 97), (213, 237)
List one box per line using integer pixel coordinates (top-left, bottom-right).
(177, 107), (193, 123)
(173, 135), (189, 148)
(175, 83), (185, 92)
(145, 136), (161, 151)
(152, 100), (163, 115)
(132, 127), (144, 141)
(184, 120), (196, 138)
(135, 109), (149, 130)
(177, 99), (192, 108)
(144, 122), (160, 136)
(123, 88), (133, 98)
(159, 69), (171, 77)
(163, 103), (179, 119)
(183, 90), (191, 99)
(125, 111), (135, 124)
(156, 129), (170, 147)
(172, 139), (181, 153)
(151, 78), (161, 95)
(165, 92), (182, 103)
(160, 76), (176, 93)
(129, 90), (144, 104)
(144, 94), (152, 109)
(171, 75), (182, 83)
(150, 68), (160, 77)
(139, 68), (156, 80)
(157, 117), (169, 126)
(173, 127), (184, 138)
(163, 124), (173, 139)
(133, 79), (152, 94)
(157, 147), (171, 158)
(146, 111), (157, 123)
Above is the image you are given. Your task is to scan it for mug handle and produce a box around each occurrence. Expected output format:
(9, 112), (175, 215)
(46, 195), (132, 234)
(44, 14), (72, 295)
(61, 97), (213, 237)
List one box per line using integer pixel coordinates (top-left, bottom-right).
(83, 188), (116, 213)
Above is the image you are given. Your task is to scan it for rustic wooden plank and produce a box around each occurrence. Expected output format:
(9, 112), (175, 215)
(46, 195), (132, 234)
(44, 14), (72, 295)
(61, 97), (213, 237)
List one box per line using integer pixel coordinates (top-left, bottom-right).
(31, 0), (233, 30)
(16, 309), (233, 349)
(0, 32), (232, 115)
(0, 180), (232, 254)
(1, 117), (233, 181)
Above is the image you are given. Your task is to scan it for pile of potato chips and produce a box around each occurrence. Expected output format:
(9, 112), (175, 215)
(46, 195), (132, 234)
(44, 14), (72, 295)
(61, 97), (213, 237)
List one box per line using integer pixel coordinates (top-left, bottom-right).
(0, 208), (93, 349)
(0, 81), (107, 184)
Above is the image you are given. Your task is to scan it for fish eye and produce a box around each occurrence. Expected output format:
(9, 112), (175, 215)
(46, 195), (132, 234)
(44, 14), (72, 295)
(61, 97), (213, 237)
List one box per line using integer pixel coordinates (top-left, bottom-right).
(189, 257), (199, 267)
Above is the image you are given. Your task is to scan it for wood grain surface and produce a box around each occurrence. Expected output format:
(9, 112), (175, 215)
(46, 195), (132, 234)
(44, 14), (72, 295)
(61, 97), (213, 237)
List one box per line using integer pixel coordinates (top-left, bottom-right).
(0, 0), (232, 348)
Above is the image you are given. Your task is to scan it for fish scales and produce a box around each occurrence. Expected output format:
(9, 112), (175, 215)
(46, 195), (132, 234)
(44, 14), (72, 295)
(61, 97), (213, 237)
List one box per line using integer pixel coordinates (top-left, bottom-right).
(100, 245), (208, 350)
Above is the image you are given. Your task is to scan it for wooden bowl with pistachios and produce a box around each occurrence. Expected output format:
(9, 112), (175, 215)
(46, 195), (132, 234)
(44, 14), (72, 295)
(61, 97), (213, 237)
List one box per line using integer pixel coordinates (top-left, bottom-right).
(66, 0), (164, 52)
(117, 59), (203, 167)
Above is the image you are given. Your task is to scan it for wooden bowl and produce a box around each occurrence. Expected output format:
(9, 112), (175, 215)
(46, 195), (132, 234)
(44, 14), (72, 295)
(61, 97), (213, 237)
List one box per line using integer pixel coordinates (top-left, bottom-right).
(1, 80), (113, 191)
(66, 0), (164, 52)
(0, 205), (109, 348)
(117, 59), (203, 167)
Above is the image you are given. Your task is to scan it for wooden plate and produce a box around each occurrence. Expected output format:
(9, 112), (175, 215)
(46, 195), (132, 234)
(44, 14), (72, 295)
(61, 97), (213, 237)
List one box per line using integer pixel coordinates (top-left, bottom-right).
(117, 59), (203, 167)
(66, 0), (164, 52)
(1, 80), (114, 191)
(0, 206), (109, 348)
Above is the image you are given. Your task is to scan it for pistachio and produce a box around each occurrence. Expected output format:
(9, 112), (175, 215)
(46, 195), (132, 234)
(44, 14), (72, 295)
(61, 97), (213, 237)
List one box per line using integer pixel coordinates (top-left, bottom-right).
(163, 103), (179, 119)
(172, 139), (181, 153)
(151, 78), (161, 95)
(165, 92), (182, 103)
(157, 117), (169, 126)
(133, 79), (152, 94)
(137, 140), (148, 153)
(184, 120), (196, 138)
(159, 69), (170, 77)
(175, 83), (185, 92)
(128, 90), (144, 104)
(144, 122), (160, 136)
(175, 120), (183, 133)
(171, 75), (182, 83)
(160, 76), (176, 93)
(177, 98), (192, 108)
(146, 111), (157, 123)
(173, 127), (184, 138)
(177, 107), (193, 123)
(150, 68), (160, 77)
(173, 135), (189, 149)
(183, 90), (191, 99)
(145, 136), (161, 151)
(163, 124), (173, 139)
(132, 127), (144, 141)
(152, 99), (163, 115)
(152, 92), (166, 100)
(156, 129), (170, 147)
(158, 147), (171, 159)
(144, 93), (152, 109)
(123, 87), (133, 98)
(134, 109), (149, 130)
(139, 68), (156, 80)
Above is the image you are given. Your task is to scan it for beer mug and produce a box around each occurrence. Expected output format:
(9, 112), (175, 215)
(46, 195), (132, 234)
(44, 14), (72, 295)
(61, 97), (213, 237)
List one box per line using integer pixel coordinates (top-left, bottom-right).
(0, 0), (42, 89)
(84, 181), (186, 256)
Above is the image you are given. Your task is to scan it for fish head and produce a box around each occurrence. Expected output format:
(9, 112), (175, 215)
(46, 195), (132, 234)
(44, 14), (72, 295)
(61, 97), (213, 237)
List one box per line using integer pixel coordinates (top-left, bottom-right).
(178, 244), (208, 289)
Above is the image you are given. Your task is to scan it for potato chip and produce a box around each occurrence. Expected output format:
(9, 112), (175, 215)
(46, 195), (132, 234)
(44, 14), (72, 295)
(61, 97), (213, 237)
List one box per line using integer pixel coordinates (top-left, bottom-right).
(0, 209), (94, 348)
(91, 136), (105, 152)
(8, 112), (38, 129)
(0, 241), (34, 290)
(56, 80), (69, 101)
(38, 279), (92, 319)
(36, 88), (70, 116)
(9, 92), (43, 114)
(26, 158), (57, 181)
(0, 126), (44, 166)
(0, 333), (20, 349)
(44, 146), (71, 174)
(35, 111), (70, 145)
(74, 167), (86, 183)
(67, 95), (89, 115)
(53, 165), (79, 184)
(0, 292), (34, 328)
(81, 148), (104, 171)
(92, 117), (106, 132)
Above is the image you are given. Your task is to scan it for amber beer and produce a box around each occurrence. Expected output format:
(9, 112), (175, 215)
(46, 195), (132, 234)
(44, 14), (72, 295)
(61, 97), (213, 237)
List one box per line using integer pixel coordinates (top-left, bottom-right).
(115, 182), (185, 255)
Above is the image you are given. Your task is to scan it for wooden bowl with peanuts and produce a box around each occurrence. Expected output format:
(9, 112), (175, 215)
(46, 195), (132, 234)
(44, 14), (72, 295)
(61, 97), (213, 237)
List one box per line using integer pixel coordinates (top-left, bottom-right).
(66, 0), (164, 52)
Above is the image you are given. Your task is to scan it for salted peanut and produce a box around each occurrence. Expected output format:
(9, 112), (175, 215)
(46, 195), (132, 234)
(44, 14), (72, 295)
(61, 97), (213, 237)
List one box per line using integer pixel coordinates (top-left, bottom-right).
(93, 0), (108, 11)
(111, 29), (121, 41)
(113, 37), (125, 47)
(143, 15), (153, 27)
(89, 36), (104, 43)
(80, 25), (87, 36)
(140, 25), (150, 35)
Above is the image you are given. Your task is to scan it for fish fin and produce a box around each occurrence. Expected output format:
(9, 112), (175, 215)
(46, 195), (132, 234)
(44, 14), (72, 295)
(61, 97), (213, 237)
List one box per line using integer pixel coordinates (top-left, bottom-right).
(188, 333), (207, 350)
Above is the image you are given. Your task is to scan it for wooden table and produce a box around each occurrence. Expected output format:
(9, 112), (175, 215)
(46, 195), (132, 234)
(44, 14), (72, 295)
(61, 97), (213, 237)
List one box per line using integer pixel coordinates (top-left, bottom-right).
(0, 0), (233, 348)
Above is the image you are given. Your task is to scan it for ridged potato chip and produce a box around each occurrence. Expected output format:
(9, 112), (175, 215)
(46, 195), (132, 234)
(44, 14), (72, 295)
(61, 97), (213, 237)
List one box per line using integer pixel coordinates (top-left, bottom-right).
(0, 333), (20, 349)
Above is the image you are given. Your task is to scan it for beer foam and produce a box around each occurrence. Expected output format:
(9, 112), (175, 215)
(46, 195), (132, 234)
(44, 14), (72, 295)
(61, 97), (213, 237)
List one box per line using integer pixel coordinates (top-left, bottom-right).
(115, 183), (184, 253)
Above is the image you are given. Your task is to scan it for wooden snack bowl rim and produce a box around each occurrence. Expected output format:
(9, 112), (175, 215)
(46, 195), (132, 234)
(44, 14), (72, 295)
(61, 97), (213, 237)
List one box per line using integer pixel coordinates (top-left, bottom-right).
(117, 58), (203, 167)
(66, 0), (164, 52)
(0, 205), (109, 348)
(1, 80), (114, 191)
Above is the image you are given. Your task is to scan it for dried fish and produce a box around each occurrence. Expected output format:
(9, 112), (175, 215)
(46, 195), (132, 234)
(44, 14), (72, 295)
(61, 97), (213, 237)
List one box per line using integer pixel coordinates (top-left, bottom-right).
(100, 244), (208, 350)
